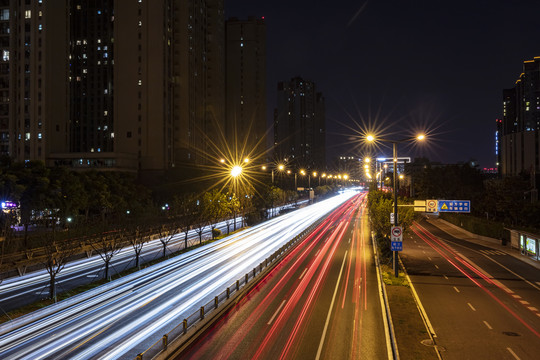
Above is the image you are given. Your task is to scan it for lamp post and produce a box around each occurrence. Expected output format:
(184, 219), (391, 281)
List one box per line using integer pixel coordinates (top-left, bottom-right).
(367, 134), (425, 277)
(230, 164), (243, 231)
(262, 163), (285, 185)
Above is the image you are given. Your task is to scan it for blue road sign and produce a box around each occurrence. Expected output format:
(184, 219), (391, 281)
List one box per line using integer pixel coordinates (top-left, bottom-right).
(438, 200), (470, 213)
(391, 241), (403, 251)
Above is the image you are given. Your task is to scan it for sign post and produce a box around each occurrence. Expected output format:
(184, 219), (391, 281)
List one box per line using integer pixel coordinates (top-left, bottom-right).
(391, 226), (403, 251)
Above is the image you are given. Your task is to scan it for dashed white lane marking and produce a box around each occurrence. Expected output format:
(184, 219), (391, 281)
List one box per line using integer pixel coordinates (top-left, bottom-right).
(520, 300), (530, 305)
(453, 286), (460, 293)
(483, 320), (492, 330)
(434, 264), (439, 269)
(299, 268), (308, 280)
(268, 300), (287, 325)
(467, 302), (476, 311)
(443, 275), (448, 280)
(528, 306), (538, 312)
(507, 347), (521, 360)
(512, 294), (521, 299)
(428, 256), (432, 261)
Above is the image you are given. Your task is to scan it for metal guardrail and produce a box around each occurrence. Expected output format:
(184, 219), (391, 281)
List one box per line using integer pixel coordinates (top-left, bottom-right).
(134, 222), (320, 360)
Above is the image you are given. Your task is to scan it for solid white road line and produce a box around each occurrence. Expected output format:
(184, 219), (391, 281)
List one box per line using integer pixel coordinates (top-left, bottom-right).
(315, 250), (348, 360)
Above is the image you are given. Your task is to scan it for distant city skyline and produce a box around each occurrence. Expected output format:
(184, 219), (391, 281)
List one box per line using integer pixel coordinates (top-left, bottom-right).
(225, 0), (540, 168)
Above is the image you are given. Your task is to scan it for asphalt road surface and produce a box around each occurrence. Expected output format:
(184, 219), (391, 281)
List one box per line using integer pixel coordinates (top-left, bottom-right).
(402, 218), (540, 360)
(0, 192), (357, 360)
(179, 192), (390, 360)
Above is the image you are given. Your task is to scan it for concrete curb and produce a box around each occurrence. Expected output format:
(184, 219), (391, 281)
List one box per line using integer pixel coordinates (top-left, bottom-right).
(372, 231), (399, 360)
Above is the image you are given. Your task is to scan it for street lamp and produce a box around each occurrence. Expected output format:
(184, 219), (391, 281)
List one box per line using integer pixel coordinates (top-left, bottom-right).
(262, 163), (284, 184)
(231, 165), (242, 178)
(313, 171), (319, 186)
(366, 133), (426, 277)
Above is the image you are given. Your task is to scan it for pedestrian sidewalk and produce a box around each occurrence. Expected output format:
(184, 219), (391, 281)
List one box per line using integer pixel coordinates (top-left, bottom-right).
(427, 217), (540, 271)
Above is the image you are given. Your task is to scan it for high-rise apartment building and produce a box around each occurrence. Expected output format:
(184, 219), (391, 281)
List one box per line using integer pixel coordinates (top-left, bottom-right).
(274, 77), (326, 170)
(500, 57), (540, 177)
(225, 17), (266, 162)
(176, 0), (225, 164)
(0, 0), (225, 173)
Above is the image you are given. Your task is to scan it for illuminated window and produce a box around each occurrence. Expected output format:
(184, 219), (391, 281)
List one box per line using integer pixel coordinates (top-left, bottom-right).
(25, 10), (31, 19)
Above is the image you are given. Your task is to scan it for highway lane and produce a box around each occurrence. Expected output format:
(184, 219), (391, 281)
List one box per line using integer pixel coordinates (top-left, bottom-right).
(179, 192), (390, 360)
(0, 219), (240, 312)
(0, 191), (358, 360)
(401, 218), (540, 360)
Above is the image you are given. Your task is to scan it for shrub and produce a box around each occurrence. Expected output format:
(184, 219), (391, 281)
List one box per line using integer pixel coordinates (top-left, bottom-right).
(212, 228), (222, 238)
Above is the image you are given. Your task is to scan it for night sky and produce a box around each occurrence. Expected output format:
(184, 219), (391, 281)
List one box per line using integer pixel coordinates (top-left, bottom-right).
(225, 0), (540, 168)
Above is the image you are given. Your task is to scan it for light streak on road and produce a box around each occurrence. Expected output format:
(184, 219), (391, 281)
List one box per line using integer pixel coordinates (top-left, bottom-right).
(252, 198), (358, 359)
(0, 191), (358, 360)
(411, 222), (540, 340)
(180, 192), (388, 360)
(0, 217), (242, 308)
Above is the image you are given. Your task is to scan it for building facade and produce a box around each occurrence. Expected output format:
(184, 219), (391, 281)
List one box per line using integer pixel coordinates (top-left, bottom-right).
(500, 57), (540, 177)
(274, 77), (325, 170)
(0, 0), (225, 173)
(225, 17), (267, 162)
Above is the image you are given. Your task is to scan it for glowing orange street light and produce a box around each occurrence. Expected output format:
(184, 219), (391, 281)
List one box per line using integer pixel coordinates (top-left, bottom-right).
(231, 165), (242, 178)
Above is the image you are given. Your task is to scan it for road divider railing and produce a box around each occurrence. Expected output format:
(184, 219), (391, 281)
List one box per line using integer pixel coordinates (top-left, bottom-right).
(135, 220), (323, 360)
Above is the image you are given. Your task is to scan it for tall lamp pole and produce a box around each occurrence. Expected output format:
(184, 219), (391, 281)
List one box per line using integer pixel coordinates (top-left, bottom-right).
(392, 142), (399, 277)
(367, 134), (425, 278)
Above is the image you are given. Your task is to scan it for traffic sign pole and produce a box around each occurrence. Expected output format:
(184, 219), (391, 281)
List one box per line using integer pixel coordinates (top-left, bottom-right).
(393, 143), (399, 277)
